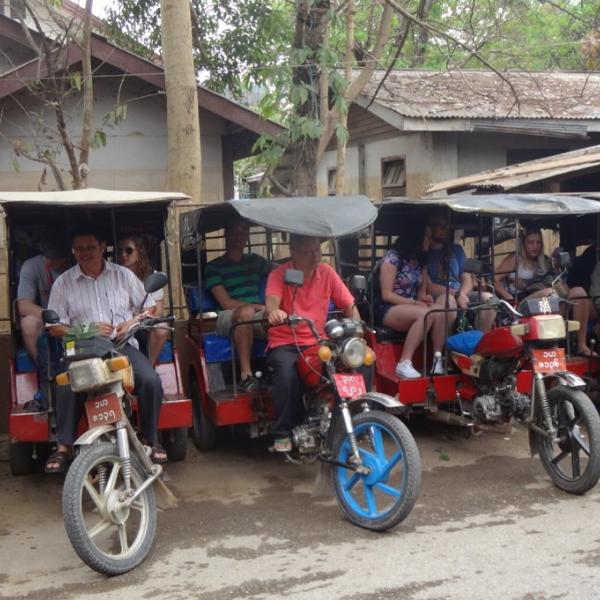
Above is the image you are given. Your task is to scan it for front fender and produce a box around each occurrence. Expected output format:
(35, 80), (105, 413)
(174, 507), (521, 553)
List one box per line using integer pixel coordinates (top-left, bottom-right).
(349, 391), (406, 413)
(543, 371), (586, 390)
(74, 424), (116, 446)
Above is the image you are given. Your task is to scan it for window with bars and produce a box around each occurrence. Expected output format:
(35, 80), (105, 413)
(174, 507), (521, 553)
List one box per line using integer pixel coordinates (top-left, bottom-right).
(381, 157), (406, 199)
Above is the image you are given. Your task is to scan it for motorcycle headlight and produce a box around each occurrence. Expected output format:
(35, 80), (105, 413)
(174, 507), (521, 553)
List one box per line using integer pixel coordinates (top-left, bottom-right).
(325, 319), (345, 340)
(68, 358), (111, 392)
(340, 338), (366, 369)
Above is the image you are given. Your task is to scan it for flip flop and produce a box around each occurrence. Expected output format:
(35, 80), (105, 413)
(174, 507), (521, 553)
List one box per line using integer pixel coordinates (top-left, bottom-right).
(150, 444), (168, 464)
(576, 349), (599, 358)
(44, 450), (71, 474)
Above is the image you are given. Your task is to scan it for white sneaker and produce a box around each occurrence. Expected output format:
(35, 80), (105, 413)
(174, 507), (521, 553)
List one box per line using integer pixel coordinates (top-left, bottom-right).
(395, 360), (421, 379)
(431, 358), (445, 376)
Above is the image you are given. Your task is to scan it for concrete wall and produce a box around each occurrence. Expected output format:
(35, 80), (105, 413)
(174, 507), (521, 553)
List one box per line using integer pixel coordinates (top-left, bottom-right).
(317, 132), (435, 199)
(319, 126), (588, 201)
(0, 73), (228, 202)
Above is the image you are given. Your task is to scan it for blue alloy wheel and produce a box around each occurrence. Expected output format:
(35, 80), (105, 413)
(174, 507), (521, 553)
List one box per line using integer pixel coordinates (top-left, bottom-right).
(333, 411), (421, 531)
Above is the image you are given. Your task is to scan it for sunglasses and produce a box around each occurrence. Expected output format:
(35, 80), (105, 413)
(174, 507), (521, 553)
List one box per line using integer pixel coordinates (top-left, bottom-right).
(118, 246), (136, 256)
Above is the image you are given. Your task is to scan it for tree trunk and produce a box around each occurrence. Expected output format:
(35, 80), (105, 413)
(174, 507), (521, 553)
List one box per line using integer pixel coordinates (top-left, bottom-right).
(288, 0), (329, 197)
(160, 0), (201, 317)
(335, 0), (355, 196)
(78, 0), (94, 188)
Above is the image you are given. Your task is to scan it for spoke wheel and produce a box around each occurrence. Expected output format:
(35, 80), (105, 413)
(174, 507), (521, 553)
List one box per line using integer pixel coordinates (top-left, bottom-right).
(332, 411), (421, 531)
(63, 442), (157, 575)
(535, 386), (600, 495)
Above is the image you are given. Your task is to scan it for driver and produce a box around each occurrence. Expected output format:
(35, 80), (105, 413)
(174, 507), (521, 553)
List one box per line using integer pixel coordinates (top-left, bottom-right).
(266, 234), (359, 452)
(44, 225), (165, 473)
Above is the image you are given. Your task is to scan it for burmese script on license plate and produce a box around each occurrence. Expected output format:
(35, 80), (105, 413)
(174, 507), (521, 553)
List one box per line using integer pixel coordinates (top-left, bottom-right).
(334, 373), (367, 399)
(85, 393), (123, 428)
(532, 348), (566, 374)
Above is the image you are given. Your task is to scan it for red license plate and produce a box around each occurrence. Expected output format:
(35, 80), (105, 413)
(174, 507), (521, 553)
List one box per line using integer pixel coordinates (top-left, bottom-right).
(85, 393), (124, 428)
(532, 348), (566, 374)
(334, 373), (367, 399)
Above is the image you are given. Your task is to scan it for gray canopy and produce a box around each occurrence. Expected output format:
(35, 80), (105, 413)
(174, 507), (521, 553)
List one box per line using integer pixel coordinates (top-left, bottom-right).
(180, 196), (378, 242)
(386, 194), (600, 217)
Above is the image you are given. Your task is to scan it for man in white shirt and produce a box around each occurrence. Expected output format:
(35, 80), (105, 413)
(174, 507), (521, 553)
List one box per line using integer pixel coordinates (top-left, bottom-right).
(45, 225), (165, 473)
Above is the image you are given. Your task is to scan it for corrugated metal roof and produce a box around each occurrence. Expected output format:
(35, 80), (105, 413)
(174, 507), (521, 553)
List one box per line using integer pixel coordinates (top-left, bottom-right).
(360, 70), (600, 120)
(426, 145), (600, 195)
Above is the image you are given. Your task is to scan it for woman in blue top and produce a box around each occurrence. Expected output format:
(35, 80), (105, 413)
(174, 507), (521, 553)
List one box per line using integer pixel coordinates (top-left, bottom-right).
(377, 226), (450, 379)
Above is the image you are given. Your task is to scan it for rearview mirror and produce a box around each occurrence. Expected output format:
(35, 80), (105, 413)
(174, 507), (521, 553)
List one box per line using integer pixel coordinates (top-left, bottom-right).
(42, 309), (60, 325)
(349, 274), (367, 292)
(558, 252), (571, 269)
(144, 271), (168, 294)
(284, 269), (304, 287)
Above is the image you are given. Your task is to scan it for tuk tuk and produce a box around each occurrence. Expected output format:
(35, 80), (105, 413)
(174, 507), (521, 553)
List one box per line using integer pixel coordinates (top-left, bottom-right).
(4, 189), (193, 475)
(179, 196), (422, 531)
(351, 193), (600, 494)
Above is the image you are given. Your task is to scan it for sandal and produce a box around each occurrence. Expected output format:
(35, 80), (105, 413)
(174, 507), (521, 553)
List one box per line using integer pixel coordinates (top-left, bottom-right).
(150, 444), (168, 464)
(44, 450), (71, 474)
(576, 349), (599, 358)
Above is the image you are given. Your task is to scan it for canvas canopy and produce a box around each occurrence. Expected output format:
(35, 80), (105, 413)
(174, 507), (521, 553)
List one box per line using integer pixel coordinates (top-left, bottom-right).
(0, 188), (189, 207)
(180, 196), (378, 246)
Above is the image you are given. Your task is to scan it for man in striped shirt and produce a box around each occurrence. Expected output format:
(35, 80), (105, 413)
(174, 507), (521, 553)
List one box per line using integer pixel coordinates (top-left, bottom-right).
(44, 225), (165, 473)
(205, 218), (270, 392)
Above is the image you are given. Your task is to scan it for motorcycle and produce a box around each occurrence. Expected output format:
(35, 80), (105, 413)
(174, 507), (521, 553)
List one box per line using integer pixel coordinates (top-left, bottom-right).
(449, 292), (600, 494)
(42, 273), (177, 575)
(267, 270), (421, 531)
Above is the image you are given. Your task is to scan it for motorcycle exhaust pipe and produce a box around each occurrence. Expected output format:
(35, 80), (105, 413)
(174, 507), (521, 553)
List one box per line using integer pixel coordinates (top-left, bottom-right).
(426, 410), (513, 435)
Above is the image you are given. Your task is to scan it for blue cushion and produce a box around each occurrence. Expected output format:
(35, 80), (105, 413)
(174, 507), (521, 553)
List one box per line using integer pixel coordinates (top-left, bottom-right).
(447, 330), (484, 357)
(157, 340), (174, 363)
(16, 348), (36, 372)
(203, 334), (267, 364)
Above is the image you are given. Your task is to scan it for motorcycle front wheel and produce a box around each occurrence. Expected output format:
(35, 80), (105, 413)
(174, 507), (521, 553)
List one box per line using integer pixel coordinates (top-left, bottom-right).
(535, 386), (600, 495)
(332, 411), (421, 531)
(63, 442), (157, 575)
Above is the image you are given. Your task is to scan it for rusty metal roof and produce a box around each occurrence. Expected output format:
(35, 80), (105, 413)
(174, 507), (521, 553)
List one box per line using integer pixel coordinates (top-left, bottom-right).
(361, 70), (600, 120)
(426, 145), (600, 195)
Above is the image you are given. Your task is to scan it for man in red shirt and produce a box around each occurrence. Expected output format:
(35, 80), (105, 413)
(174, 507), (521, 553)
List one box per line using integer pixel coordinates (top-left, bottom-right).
(266, 235), (359, 450)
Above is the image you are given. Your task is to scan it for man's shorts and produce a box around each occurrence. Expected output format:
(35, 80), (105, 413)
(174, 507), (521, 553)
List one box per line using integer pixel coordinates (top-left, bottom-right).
(216, 308), (268, 338)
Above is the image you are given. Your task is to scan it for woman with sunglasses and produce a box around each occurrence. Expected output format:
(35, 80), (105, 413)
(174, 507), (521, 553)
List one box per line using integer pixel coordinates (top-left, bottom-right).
(117, 235), (169, 365)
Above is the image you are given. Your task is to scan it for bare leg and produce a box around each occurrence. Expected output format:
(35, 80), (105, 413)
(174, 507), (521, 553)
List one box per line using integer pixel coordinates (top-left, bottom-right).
(148, 328), (169, 366)
(431, 295), (457, 353)
(383, 305), (429, 362)
(568, 286), (591, 353)
(20, 314), (43, 363)
(475, 291), (496, 332)
(232, 305), (258, 379)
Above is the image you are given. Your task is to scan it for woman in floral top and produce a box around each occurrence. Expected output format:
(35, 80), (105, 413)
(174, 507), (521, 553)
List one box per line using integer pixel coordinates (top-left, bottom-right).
(377, 226), (452, 379)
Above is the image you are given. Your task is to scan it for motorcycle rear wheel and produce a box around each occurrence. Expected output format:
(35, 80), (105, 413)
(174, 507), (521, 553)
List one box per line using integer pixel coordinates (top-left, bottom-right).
(535, 386), (600, 495)
(63, 442), (157, 575)
(332, 411), (421, 531)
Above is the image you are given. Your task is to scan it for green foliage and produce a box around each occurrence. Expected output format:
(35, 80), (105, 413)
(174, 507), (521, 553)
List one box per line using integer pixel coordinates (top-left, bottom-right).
(64, 323), (99, 342)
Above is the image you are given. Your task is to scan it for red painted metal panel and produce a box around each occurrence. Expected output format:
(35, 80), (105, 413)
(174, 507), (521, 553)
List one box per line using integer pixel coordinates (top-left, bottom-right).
(158, 396), (192, 429)
(10, 412), (49, 442)
(397, 375), (459, 405)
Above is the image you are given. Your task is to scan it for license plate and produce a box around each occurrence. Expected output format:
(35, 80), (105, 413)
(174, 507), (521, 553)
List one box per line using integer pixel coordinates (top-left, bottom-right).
(532, 348), (566, 374)
(85, 393), (124, 428)
(334, 373), (367, 399)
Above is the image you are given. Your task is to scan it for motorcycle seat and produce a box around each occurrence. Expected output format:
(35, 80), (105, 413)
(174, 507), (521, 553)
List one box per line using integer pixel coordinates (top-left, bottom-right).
(374, 327), (407, 344)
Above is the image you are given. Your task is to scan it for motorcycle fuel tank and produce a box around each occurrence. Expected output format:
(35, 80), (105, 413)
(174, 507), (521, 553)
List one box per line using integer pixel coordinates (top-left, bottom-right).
(476, 326), (523, 359)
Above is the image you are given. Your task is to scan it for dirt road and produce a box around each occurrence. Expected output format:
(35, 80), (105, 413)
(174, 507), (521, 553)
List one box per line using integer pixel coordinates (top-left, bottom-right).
(2, 423), (600, 599)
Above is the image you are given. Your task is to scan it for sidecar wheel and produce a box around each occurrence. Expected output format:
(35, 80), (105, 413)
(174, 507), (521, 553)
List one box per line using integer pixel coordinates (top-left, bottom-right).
(535, 386), (600, 495)
(332, 411), (421, 531)
(63, 442), (157, 575)
(9, 442), (35, 476)
(162, 427), (187, 462)
(190, 377), (217, 451)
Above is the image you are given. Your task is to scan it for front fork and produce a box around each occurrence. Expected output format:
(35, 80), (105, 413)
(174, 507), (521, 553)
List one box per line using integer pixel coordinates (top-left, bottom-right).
(532, 372), (557, 438)
(340, 400), (362, 465)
